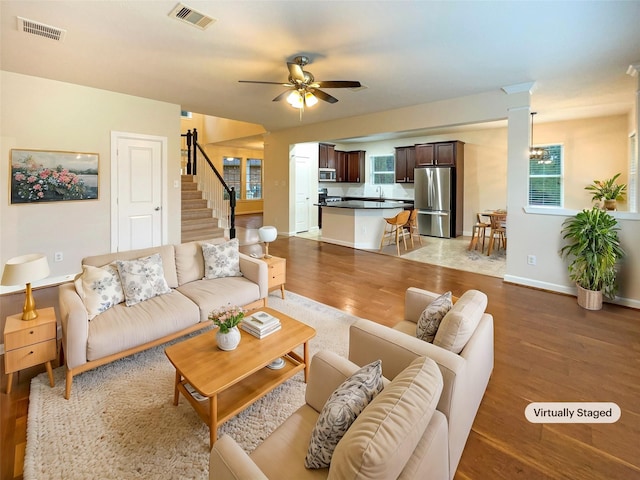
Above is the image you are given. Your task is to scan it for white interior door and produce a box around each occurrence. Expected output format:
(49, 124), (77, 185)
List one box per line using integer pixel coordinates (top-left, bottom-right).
(294, 155), (311, 233)
(111, 132), (167, 251)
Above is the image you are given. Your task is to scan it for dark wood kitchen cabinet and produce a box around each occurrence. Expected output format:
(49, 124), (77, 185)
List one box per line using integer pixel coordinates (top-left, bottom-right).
(415, 141), (464, 167)
(395, 146), (415, 183)
(319, 143), (336, 169)
(335, 149), (365, 183)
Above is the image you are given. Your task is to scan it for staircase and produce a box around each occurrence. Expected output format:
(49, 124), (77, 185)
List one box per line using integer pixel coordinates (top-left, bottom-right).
(181, 175), (225, 242)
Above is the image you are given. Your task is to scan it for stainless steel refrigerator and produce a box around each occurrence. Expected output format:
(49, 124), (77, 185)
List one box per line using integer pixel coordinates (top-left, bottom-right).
(414, 167), (456, 238)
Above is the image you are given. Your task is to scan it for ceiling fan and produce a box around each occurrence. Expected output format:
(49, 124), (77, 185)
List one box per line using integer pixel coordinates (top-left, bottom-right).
(238, 55), (362, 109)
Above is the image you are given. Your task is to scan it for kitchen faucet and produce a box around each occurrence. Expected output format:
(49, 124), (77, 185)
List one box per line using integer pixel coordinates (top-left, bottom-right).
(377, 186), (384, 199)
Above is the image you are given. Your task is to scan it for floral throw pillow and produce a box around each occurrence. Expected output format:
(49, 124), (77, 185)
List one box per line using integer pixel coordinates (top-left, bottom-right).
(305, 359), (384, 469)
(74, 263), (125, 320)
(115, 253), (171, 307)
(416, 291), (453, 343)
(202, 239), (243, 280)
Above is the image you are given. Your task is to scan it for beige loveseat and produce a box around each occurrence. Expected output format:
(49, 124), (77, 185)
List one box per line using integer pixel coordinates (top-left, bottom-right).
(209, 287), (493, 480)
(349, 287), (494, 479)
(58, 238), (268, 399)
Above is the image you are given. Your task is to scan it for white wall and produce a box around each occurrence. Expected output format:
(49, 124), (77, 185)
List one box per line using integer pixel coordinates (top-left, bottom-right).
(0, 71), (182, 283)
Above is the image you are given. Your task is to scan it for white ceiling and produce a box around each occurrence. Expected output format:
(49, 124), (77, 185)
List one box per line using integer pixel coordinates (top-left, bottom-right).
(1, 1), (639, 136)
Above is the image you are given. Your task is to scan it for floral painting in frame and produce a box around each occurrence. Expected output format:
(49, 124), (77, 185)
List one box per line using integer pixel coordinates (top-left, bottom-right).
(9, 149), (99, 204)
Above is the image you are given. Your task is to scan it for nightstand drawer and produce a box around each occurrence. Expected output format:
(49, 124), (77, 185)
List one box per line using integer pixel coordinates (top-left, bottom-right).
(5, 339), (57, 373)
(5, 321), (56, 351)
(268, 262), (286, 278)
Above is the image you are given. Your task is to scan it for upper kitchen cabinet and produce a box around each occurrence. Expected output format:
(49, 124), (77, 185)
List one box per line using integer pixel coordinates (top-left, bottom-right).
(319, 143), (336, 169)
(335, 150), (365, 183)
(415, 141), (464, 167)
(395, 146), (415, 183)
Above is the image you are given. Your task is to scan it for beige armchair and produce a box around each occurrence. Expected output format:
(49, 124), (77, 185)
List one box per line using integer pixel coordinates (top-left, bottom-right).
(210, 350), (448, 480)
(348, 287), (494, 479)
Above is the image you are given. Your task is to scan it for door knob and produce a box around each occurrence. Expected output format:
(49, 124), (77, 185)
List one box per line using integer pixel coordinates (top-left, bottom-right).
(154, 207), (161, 211)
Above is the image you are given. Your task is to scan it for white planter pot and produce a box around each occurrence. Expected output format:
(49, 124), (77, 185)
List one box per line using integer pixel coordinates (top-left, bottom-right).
(216, 326), (241, 351)
(576, 284), (603, 310)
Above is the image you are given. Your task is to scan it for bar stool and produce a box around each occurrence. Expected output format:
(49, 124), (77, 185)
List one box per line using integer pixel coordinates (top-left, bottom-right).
(468, 213), (490, 253)
(379, 210), (411, 256)
(405, 209), (422, 248)
(487, 213), (507, 256)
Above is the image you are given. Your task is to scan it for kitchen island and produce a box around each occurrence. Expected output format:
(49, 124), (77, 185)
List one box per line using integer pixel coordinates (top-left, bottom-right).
(321, 200), (412, 249)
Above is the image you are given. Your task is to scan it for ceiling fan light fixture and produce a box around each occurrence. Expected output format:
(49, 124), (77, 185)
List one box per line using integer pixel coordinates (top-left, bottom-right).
(304, 91), (318, 107)
(287, 90), (304, 108)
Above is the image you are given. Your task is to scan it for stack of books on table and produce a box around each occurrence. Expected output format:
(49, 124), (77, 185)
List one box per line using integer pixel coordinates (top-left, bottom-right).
(241, 311), (282, 339)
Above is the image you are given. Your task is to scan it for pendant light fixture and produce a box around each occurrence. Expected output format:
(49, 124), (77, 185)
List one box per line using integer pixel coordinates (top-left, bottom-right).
(529, 112), (546, 161)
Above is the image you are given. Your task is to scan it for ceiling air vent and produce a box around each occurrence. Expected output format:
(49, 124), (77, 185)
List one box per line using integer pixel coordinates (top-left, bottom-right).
(17, 16), (66, 42)
(169, 3), (216, 30)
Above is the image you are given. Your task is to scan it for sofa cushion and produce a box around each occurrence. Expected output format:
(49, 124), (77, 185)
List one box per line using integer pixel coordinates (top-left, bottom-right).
(177, 277), (262, 321)
(416, 291), (452, 343)
(329, 356), (443, 480)
(74, 263), (124, 320)
(305, 360), (383, 469)
(174, 238), (226, 286)
(86, 290), (200, 361)
(202, 238), (243, 280)
(433, 289), (487, 354)
(116, 253), (172, 306)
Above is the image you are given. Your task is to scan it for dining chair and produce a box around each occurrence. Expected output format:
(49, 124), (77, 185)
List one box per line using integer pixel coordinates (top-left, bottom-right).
(486, 213), (507, 256)
(468, 213), (490, 253)
(379, 210), (411, 256)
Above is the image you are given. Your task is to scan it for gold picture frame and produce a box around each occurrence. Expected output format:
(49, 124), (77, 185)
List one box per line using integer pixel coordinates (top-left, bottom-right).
(9, 149), (99, 204)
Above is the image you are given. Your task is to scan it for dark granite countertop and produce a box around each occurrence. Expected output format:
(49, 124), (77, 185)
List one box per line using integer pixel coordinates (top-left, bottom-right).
(322, 200), (412, 209)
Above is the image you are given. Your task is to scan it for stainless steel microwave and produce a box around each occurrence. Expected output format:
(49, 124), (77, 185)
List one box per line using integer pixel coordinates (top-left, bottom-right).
(319, 168), (337, 182)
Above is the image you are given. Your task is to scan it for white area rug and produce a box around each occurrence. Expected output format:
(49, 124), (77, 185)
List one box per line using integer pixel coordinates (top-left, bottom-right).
(25, 292), (359, 480)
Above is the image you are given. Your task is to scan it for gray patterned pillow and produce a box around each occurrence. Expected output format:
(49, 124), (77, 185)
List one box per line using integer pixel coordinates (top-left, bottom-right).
(305, 359), (383, 469)
(202, 239), (243, 279)
(115, 253), (171, 307)
(74, 263), (124, 320)
(416, 291), (453, 343)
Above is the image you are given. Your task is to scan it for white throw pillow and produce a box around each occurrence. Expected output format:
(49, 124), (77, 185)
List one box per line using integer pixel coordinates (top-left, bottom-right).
(74, 263), (125, 320)
(433, 289), (487, 353)
(416, 291), (453, 343)
(115, 253), (171, 307)
(305, 359), (383, 469)
(202, 238), (243, 279)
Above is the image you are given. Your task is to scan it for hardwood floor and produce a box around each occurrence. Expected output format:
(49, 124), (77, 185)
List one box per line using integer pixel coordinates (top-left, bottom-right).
(2, 217), (639, 479)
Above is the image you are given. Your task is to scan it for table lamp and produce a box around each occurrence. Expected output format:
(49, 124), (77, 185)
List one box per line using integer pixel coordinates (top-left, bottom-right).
(1, 253), (50, 320)
(258, 226), (278, 259)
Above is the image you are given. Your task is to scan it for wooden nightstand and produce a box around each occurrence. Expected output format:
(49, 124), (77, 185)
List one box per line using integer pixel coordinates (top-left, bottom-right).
(262, 256), (286, 299)
(4, 306), (57, 394)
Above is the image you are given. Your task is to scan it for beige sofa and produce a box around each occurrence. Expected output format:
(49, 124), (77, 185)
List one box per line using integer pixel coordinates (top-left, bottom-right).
(210, 350), (449, 480)
(58, 238), (268, 399)
(209, 287), (493, 480)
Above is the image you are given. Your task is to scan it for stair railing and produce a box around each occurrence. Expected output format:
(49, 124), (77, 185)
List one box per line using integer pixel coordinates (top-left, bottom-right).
(181, 128), (236, 239)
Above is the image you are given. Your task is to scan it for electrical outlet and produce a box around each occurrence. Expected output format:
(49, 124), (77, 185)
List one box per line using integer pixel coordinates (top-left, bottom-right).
(527, 255), (536, 266)
(54, 252), (63, 262)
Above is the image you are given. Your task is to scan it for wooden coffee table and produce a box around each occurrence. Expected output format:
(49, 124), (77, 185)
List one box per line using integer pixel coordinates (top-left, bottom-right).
(165, 307), (316, 447)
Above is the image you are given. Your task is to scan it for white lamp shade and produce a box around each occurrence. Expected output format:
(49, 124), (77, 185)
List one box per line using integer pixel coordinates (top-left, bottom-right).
(1, 253), (50, 286)
(258, 226), (278, 243)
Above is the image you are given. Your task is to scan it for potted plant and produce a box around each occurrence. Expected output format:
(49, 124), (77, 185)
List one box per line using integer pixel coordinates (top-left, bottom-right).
(560, 207), (625, 310)
(209, 305), (245, 350)
(584, 173), (627, 211)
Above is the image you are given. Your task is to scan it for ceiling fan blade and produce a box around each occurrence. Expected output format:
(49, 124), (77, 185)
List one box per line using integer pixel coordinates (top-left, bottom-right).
(287, 62), (305, 83)
(315, 81), (362, 89)
(239, 80), (293, 86)
(312, 89), (339, 104)
(272, 90), (292, 102)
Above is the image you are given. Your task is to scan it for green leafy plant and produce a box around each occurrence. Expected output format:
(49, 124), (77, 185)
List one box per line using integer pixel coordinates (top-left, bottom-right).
(208, 305), (245, 333)
(584, 173), (627, 202)
(560, 207), (625, 298)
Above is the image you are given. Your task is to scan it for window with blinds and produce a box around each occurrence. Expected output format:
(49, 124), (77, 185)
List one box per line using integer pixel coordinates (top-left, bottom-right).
(372, 155), (395, 184)
(528, 144), (563, 207)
